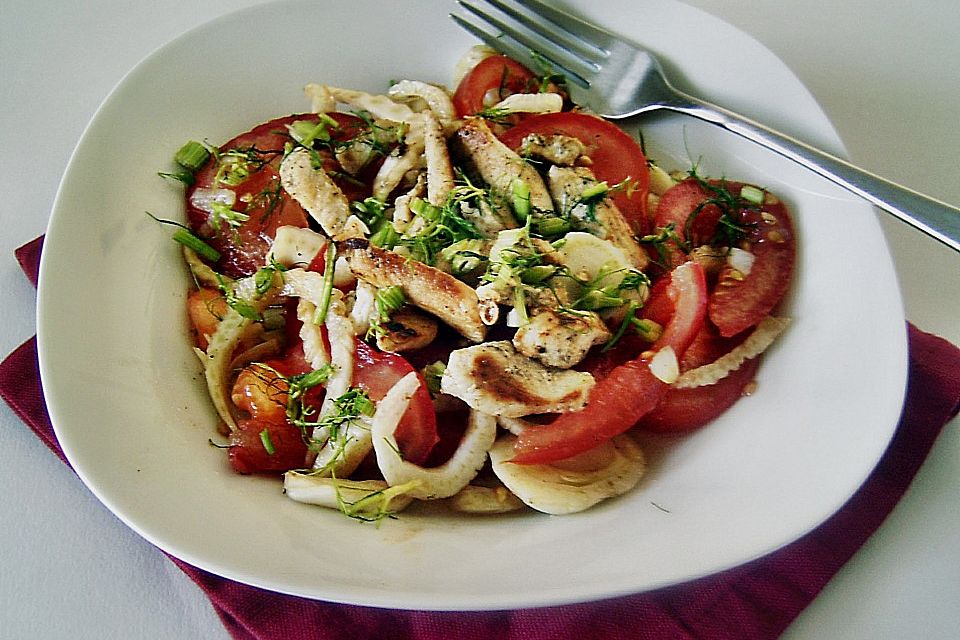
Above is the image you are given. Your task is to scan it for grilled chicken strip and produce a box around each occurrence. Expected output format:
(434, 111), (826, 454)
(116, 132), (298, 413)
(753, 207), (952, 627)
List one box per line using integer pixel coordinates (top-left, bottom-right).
(441, 341), (595, 418)
(340, 238), (486, 342)
(513, 308), (611, 369)
(421, 110), (455, 206)
(547, 165), (649, 270)
(452, 117), (554, 214)
(279, 149), (366, 240)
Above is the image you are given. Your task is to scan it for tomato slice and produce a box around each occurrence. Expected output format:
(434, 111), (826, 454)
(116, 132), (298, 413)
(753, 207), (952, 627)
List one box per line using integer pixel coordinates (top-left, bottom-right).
(229, 417), (310, 475)
(353, 340), (439, 466)
(452, 55), (539, 118)
(511, 261), (706, 465)
(651, 178), (722, 268)
(499, 112), (650, 234)
(652, 179), (795, 337)
(648, 261), (708, 356)
(638, 357), (760, 433)
(186, 113), (370, 278)
(708, 192), (795, 337)
(637, 319), (754, 433)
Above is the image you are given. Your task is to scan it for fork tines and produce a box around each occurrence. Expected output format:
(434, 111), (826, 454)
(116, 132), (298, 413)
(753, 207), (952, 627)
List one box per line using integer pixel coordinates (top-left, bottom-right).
(452, 0), (617, 89)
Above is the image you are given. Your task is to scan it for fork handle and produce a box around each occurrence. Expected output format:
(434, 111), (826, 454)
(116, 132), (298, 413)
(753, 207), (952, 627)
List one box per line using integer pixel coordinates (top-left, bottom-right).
(664, 95), (960, 253)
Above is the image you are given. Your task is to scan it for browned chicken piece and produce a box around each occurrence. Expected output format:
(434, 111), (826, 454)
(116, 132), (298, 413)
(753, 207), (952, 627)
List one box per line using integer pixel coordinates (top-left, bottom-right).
(452, 117), (554, 213)
(518, 133), (587, 166)
(513, 308), (611, 369)
(547, 165), (649, 270)
(279, 149), (366, 240)
(374, 307), (440, 353)
(421, 110), (455, 206)
(340, 238), (487, 342)
(440, 341), (594, 418)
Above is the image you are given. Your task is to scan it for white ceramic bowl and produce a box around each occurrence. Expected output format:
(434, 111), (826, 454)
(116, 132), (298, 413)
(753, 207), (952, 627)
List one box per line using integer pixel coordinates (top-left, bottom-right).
(37, 0), (906, 610)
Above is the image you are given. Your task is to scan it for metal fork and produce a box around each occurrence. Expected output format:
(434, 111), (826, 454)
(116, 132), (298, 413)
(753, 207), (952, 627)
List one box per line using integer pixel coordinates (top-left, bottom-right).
(452, 0), (960, 253)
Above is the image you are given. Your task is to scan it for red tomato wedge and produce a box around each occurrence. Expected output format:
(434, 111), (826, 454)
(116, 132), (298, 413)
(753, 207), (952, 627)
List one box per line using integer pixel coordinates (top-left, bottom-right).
(353, 340), (439, 466)
(638, 358), (760, 433)
(649, 262), (708, 356)
(228, 350), (314, 475)
(637, 320), (755, 434)
(499, 112), (650, 234)
(653, 179), (796, 336)
(229, 417), (310, 475)
(651, 178), (722, 268)
(512, 262), (706, 465)
(708, 192), (795, 337)
(452, 55), (539, 118)
(186, 113), (369, 278)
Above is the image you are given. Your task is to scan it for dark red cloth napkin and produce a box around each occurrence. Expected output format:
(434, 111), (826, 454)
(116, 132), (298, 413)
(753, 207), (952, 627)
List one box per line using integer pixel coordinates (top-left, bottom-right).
(3, 235), (959, 640)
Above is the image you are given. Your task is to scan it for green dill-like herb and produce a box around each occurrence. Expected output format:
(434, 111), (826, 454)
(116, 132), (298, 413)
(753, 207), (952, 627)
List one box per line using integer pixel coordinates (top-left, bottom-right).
(334, 477), (421, 525)
(213, 146), (271, 187)
(215, 273), (261, 321)
(686, 169), (757, 248)
(366, 285), (406, 341)
(639, 222), (686, 267)
(603, 300), (639, 352)
(157, 168), (196, 185)
(329, 111), (405, 166)
(529, 50), (569, 94)
(145, 212), (221, 263)
(307, 388), (376, 465)
(245, 179), (285, 225)
(398, 176), (485, 266)
(249, 363), (335, 434)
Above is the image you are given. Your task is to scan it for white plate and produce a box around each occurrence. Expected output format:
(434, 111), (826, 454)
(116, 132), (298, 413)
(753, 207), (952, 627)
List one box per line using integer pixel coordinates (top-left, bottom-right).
(37, 0), (906, 610)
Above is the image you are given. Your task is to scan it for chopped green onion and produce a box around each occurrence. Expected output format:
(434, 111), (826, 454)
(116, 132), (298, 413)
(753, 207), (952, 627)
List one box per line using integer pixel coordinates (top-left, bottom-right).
(351, 197), (388, 227)
(175, 141), (210, 172)
(511, 178), (531, 221)
(209, 201), (249, 231)
(369, 221), (400, 249)
(171, 228), (220, 263)
(533, 216), (570, 238)
(740, 185), (764, 206)
(259, 429), (276, 455)
(520, 264), (556, 285)
(287, 119), (333, 146)
(294, 366), (334, 391)
(440, 238), (486, 275)
(410, 197), (442, 221)
(312, 242), (337, 325)
(576, 288), (623, 310)
(512, 286), (529, 325)
(422, 361), (446, 395)
(354, 393), (376, 418)
(254, 266), (277, 296)
(631, 317), (663, 342)
(579, 181), (609, 203)
(375, 286), (406, 320)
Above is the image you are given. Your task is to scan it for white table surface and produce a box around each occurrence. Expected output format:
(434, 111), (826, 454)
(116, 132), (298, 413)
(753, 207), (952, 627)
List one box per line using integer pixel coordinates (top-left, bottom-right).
(1, 1), (957, 638)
